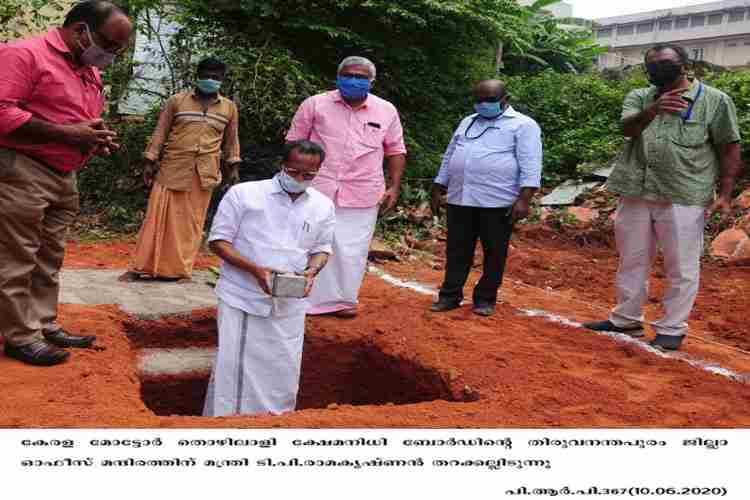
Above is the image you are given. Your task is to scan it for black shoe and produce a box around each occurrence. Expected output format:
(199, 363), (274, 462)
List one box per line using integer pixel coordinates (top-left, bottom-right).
(43, 329), (96, 349)
(581, 319), (644, 337)
(472, 303), (495, 317)
(430, 298), (461, 312)
(5, 340), (70, 366)
(650, 334), (685, 351)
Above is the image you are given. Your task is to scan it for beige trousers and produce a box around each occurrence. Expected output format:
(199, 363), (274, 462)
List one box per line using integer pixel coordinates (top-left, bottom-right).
(0, 150), (79, 346)
(609, 197), (705, 338)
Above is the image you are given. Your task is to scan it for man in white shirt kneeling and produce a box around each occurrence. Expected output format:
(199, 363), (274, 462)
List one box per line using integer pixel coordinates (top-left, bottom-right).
(203, 140), (335, 417)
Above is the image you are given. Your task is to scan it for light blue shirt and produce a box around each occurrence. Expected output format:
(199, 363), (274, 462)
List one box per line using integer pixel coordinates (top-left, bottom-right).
(434, 106), (543, 208)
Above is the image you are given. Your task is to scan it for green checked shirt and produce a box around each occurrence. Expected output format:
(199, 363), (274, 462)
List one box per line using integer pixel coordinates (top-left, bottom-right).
(606, 80), (741, 206)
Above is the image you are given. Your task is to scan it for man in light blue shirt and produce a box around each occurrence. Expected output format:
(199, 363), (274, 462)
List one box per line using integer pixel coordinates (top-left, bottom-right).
(430, 79), (542, 316)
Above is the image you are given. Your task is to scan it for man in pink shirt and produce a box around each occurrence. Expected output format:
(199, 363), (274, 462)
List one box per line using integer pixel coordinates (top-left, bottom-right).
(0, 0), (132, 366)
(286, 56), (407, 318)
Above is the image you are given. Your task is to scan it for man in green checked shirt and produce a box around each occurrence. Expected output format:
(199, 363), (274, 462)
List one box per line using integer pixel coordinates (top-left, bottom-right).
(584, 44), (742, 351)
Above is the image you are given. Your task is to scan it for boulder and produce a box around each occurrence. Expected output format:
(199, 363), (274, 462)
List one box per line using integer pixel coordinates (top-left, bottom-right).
(711, 228), (749, 258)
(566, 207), (599, 226)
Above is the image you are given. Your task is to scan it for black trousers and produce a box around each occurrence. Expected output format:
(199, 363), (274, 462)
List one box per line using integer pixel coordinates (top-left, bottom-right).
(438, 204), (514, 306)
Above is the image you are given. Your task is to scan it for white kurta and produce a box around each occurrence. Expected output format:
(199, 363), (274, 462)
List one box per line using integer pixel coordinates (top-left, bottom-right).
(203, 300), (305, 417)
(203, 177), (335, 416)
(307, 205), (379, 314)
(609, 197), (704, 338)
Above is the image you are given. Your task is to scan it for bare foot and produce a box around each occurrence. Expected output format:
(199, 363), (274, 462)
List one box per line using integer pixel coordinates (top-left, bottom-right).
(117, 271), (140, 282)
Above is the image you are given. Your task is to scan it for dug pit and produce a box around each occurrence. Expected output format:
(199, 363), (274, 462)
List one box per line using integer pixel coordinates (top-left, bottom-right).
(126, 315), (459, 416)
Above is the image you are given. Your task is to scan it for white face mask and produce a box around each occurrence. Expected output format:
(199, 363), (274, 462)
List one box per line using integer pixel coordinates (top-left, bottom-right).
(279, 170), (311, 194)
(79, 24), (116, 69)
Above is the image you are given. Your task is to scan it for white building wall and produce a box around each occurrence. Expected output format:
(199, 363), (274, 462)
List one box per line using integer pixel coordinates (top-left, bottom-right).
(594, 0), (750, 68)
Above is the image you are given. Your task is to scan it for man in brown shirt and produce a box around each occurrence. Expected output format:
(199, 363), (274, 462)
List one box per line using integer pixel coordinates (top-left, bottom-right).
(121, 57), (241, 281)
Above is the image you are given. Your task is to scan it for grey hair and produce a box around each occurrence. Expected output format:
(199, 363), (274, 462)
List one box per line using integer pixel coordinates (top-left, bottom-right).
(337, 56), (376, 81)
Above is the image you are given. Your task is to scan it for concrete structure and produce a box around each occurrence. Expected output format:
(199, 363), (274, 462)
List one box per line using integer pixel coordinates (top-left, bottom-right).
(594, 1), (750, 69)
(518, 0), (592, 31)
(59, 269), (216, 319)
(519, 0), (573, 18)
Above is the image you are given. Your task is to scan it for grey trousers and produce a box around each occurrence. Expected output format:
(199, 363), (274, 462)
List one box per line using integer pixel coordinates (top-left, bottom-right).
(609, 197), (705, 338)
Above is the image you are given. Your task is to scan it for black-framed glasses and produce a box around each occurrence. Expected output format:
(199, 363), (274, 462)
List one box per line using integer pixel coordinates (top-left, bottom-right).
(475, 95), (506, 104)
(284, 167), (319, 181)
(339, 73), (370, 80)
(87, 25), (128, 55)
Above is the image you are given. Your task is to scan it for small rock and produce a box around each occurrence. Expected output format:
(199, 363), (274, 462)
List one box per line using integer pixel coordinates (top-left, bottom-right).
(734, 189), (750, 209)
(412, 239), (439, 253)
(327, 403), (339, 410)
(735, 212), (750, 233)
(711, 228), (749, 258)
(368, 239), (396, 260)
(567, 207), (599, 226)
(728, 238), (750, 266)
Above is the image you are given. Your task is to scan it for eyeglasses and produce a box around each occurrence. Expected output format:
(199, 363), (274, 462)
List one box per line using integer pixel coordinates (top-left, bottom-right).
(339, 73), (370, 80)
(475, 95), (506, 104)
(87, 25), (128, 55)
(284, 167), (319, 181)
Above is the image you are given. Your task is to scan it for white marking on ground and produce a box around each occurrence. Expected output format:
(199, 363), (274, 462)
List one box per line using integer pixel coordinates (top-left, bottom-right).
(367, 266), (749, 384)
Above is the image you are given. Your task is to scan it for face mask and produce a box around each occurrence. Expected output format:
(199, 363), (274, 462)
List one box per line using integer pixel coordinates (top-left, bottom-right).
(337, 76), (371, 100)
(279, 170), (311, 194)
(474, 101), (504, 119)
(79, 24), (116, 69)
(646, 61), (683, 88)
(196, 78), (222, 94)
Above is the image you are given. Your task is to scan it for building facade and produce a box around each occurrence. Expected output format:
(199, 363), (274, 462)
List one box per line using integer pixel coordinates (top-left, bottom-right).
(594, 0), (750, 69)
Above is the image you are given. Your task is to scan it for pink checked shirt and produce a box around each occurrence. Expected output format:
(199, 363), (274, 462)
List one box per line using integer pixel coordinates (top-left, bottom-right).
(0, 29), (105, 173)
(286, 90), (407, 208)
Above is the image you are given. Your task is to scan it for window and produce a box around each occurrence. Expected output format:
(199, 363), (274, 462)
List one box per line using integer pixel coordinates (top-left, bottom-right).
(708, 13), (723, 25)
(676, 17), (689, 29)
(597, 28), (612, 38)
(691, 47), (704, 60)
(636, 22), (653, 33)
(744, 40), (750, 46)
(728, 42), (738, 47)
(729, 10), (745, 23)
(617, 25), (634, 36)
(659, 20), (673, 30)
(691, 16), (705, 27)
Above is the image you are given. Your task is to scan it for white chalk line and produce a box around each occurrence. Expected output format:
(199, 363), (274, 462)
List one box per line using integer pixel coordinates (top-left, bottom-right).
(367, 266), (750, 384)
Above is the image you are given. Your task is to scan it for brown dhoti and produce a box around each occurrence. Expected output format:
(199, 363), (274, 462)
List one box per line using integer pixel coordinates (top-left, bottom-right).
(130, 168), (213, 279)
(0, 150), (79, 346)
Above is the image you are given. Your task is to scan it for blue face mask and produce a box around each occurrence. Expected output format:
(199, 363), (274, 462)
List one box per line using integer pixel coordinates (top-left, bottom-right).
(474, 101), (504, 119)
(196, 78), (222, 94)
(337, 76), (371, 100)
(278, 170), (311, 194)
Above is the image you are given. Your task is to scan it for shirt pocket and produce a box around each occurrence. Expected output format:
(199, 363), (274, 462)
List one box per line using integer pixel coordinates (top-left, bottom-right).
(297, 219), (318, 249)
(479, 127), (515, 153)
(669, 121), (711, 173)
(671, 120), (707, 148)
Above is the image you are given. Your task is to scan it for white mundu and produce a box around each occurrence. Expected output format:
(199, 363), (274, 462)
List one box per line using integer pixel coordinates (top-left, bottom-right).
(203, 176), (335, 416)
(307, 206), (379, 314)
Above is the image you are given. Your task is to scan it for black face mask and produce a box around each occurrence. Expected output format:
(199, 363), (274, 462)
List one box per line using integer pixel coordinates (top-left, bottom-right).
(646, 61), (683, 88)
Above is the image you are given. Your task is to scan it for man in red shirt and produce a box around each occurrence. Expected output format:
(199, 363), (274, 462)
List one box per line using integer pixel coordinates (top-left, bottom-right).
(0, 0), (132, 366)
